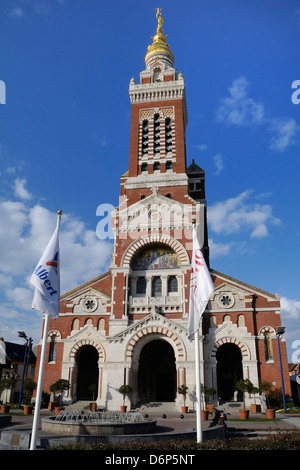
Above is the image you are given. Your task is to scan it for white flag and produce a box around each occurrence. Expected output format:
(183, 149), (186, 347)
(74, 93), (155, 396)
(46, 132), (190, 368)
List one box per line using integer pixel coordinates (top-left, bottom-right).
(30, 217), (61, 319)
(188, 227), (214, 340)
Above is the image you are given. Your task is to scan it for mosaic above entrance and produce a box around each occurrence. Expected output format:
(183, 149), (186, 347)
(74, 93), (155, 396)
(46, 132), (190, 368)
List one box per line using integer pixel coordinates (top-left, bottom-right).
(131, 246), (181, 270)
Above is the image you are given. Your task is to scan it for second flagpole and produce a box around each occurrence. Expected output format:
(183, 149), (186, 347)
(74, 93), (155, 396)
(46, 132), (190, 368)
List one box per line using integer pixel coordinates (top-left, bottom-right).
(195, 328), (203, 443)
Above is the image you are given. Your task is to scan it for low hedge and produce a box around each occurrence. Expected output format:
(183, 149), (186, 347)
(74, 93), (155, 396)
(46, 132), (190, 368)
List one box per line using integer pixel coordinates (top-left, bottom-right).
(49, 430), (300, 451)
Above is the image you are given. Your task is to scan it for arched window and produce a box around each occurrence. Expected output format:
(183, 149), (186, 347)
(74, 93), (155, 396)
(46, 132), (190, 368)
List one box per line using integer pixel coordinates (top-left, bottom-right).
(168, 275), (178, 293)
(72, 318), (79, 330)
(48, 336), (56, 363)
(153, 67), (162, 82)
(153, 114), (160, 154)
(166, 160), (173, 170)
(153, 161), (160, 172)
(165, 118), (172, 153)
(141, 162), (148, 173)
(152, 276), (162, 297)
(136, 276), (146, 294)
(264, 331), (274, 361)
(142, 120), (148, 154)
(85, 318), (93, 326)
(98, 319), (105, 330)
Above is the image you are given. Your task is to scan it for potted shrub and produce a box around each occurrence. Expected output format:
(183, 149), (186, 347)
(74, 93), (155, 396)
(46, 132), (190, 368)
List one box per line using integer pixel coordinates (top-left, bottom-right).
(118, 384), (132, 412)
(50, 379), (69, 416)
(178, 384), (189, 413)
(88, 383), (97, 411)
(260, 380), (275, 419)
(1, 404), (11, 414)
(204, 386), (216, 413)
(235, 378), (255, 419)
(199, 384), (209, 419)
(22, 377), (36, 415)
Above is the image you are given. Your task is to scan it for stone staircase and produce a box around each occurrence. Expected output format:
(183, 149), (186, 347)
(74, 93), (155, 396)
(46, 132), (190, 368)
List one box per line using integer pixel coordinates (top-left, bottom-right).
(65, 401), (93, 411)
(216, 401), (244, 415)
(132, 401), (181, 413)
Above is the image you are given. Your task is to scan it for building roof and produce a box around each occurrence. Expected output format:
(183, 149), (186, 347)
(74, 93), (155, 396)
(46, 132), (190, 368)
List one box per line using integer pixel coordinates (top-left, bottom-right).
(186, 159), (204, 174)
(4, 341), (36, 365)
(210, 269), (279, 300)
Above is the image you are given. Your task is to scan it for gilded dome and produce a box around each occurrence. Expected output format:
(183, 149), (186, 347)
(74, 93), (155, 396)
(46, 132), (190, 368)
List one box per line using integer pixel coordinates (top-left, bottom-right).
(145, 9), (174, 66)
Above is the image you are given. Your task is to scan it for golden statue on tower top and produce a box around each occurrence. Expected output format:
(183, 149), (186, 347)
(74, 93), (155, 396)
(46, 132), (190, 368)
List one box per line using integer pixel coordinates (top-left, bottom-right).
(156, 8), (164, 32)
(145, 8), (174, 65)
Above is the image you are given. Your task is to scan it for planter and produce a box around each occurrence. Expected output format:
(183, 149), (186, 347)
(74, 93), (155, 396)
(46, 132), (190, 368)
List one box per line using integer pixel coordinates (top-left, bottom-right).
(266, 409), (276, 419)
(1, 405), (10, 414)
(54, 406), (64, 416)
(89, 402), (97, 411)
(239, 409), (249, 419)
(120, 405), (127, 412)
(201, 409), (209, 420)
(250, 404), (261, 414)
(23, 405), (33, 415)
(206, 404), (214, 413)
(181, 406), (188, 413)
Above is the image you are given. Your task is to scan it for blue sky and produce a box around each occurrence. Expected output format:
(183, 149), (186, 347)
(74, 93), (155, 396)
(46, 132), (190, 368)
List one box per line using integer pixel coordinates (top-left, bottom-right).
(0, 0), (299, 362)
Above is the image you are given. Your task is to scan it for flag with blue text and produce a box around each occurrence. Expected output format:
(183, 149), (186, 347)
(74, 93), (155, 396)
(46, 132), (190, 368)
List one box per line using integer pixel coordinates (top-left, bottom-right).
(188, 227), (214, 340)
(30, 217), (61, 319)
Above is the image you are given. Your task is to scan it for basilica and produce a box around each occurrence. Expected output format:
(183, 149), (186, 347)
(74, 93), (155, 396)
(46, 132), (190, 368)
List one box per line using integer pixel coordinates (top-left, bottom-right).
(34, 10), (291, 411)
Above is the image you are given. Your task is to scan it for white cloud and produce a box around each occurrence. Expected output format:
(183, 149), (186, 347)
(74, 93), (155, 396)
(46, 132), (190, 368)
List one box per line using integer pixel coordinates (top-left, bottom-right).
(213, 153), (224, 175)
(0, 185), (113, 346)
(280, 297), (300, 321)
(208, 190), (280, 239)
(215, 76), (265, 126)
(208, 238), (231, 258)
(9, 8), (23, 18)
(216, 76), (299, 152)
(268, 118), (299, 152)
(14, 178), (32, 200)
(194, 144), (208, 152)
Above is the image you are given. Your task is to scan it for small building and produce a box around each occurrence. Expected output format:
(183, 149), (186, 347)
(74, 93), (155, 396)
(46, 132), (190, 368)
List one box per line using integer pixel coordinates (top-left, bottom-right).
(0, 337), (36, 404)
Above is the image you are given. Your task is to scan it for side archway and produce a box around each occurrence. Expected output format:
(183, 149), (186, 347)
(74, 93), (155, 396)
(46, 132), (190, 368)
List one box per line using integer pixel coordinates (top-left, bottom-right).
(211, 337), (250, 360)
(69, 339), (105, 362)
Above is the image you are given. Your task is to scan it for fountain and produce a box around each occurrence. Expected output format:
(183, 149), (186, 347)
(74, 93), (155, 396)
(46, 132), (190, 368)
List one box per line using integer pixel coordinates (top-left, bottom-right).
(42, 409), (157, 436)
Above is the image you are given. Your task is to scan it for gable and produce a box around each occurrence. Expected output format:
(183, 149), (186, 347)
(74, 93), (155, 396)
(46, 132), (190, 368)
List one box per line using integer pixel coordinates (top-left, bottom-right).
(63, 287), (110, 315)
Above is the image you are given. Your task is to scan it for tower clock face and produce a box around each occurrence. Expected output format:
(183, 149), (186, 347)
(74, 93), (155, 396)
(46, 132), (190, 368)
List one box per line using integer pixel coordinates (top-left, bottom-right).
(148, 209), (161, 222)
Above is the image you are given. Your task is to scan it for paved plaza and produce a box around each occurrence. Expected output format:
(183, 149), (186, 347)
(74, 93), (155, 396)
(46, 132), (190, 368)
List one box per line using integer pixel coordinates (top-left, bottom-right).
(0, 407), (300, 450)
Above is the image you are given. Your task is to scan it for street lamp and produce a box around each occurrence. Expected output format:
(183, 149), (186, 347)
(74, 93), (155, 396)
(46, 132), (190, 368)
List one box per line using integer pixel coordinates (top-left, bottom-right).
(276, 326), (287, 413)
(17, 331), (32, 409)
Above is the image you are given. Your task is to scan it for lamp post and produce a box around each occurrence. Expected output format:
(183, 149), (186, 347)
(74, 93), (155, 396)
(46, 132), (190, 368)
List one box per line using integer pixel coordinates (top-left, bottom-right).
(276, 326), (287, 413)
(18, 331), (32, 409)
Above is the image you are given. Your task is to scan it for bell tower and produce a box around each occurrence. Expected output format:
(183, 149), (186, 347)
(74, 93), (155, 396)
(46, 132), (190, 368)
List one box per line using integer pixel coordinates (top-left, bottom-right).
(123, 8), (189, 202)
(110, 9), (209, 324)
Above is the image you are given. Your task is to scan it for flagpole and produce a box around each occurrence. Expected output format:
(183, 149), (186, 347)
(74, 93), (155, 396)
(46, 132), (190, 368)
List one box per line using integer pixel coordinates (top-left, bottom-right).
(195, 329), (203, 442)
(30, 210), (62, 450)
(30, 312), (49, 450)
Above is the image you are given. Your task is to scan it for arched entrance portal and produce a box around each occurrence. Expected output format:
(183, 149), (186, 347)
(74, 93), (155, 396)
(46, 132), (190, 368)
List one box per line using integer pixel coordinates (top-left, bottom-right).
(76, 345), (99, 400)
(138, 340), (176, 402)
(216, 343), (243, 401)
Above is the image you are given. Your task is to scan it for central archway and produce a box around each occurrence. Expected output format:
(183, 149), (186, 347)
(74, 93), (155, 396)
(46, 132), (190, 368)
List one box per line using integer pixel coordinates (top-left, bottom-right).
(76, 345), (99, 400)
(138, 340), (176, 402)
